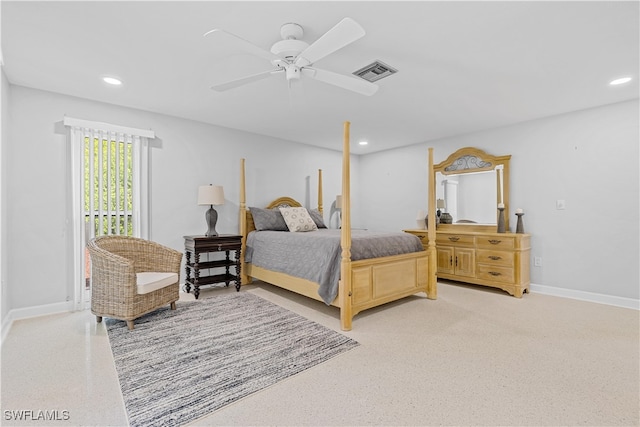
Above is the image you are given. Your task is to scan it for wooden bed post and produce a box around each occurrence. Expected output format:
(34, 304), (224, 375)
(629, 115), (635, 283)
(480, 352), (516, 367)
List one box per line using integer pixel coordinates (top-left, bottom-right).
(427, 148), (438, 299)
(239, 158), (250, 285)
(339, 121), (353, 331)
(318, 169), (323, 215)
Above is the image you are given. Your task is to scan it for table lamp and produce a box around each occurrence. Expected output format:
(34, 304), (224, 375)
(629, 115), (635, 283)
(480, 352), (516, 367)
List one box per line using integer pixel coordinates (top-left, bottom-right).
(198, 185), (225, 236)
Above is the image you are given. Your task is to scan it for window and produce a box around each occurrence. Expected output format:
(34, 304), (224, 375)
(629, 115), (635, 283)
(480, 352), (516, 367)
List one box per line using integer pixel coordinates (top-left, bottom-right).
(63, 117), (154, 310)
(84, 135), (134, 238)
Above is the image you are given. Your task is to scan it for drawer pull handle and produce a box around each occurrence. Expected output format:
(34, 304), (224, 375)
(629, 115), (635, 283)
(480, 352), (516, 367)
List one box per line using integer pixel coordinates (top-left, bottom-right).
(488, 256), (502, 261)
(488, 271), (502, 276)
(488, 239), (501, 245)
(417, 235), (426, 239)
(218, 244), (223, 251)
(448, 236), (460, 242)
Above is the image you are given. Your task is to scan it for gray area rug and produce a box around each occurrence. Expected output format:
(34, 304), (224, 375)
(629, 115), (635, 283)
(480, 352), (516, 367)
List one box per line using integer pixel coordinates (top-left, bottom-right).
(106, 292), (359, 427)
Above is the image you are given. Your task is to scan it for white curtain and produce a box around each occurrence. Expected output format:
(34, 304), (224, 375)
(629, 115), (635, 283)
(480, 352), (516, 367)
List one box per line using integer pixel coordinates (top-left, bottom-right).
(63, 117), (154, 311)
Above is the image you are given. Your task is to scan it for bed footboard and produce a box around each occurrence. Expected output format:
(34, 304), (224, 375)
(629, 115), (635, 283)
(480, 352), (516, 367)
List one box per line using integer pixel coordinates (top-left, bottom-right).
(339, 251), (429, 329)
(246, 250), (430, 331)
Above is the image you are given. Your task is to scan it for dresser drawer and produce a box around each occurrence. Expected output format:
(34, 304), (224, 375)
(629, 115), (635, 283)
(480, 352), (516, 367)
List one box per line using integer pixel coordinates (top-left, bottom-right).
(476, 236), (515, 249)
(408, 232), (429, 245)
(477, 264), (515, 283)
(476, 249), (514, 266)
(436, 234), (475, 246)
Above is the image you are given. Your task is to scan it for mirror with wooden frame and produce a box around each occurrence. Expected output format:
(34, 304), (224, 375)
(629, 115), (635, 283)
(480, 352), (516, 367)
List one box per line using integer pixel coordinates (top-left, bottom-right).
(433, 147), (511, 231)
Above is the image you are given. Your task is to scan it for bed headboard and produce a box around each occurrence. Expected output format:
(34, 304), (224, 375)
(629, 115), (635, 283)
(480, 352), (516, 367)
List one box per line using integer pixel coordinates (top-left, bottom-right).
(244, 197), (303, 234)
(265, 197), (303, 209)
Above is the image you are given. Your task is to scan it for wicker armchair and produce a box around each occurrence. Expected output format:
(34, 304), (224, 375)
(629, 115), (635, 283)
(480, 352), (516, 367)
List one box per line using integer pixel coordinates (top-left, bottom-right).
(87, 235), (182, 330)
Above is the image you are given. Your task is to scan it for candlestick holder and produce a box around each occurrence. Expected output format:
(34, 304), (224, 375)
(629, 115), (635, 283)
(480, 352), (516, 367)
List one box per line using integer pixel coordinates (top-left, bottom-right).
(497, 207), (506, 233)
(516, 212), (525, 234)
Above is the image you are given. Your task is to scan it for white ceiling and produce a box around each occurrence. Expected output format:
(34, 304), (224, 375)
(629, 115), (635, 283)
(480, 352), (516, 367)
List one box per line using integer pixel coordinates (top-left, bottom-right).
(2, 1), (638, 154)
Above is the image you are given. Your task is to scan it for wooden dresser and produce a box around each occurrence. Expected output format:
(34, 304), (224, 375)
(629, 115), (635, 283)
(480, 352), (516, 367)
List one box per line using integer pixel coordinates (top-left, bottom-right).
(405, 228), (531, 297)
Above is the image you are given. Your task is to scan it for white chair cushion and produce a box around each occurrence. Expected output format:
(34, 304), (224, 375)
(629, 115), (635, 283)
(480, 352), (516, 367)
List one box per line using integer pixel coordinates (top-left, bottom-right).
(136, 272), (179, 295)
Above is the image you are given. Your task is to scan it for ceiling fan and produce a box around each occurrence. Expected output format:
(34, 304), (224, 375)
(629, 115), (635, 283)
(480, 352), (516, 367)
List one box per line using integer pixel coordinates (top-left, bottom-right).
(204, 18), (379, 96)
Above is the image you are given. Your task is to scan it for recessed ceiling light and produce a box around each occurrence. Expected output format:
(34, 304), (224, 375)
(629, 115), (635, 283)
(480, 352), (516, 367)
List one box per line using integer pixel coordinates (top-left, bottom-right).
(103, 76), (122, 86)
(609, 77), (632, 86)
(359, 141), (368, 146)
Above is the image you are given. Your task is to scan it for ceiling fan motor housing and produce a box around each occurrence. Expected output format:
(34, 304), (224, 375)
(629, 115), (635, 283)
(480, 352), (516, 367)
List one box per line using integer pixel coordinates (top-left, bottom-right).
(271, 23), (309, 61)
(271, 39), (308, 60)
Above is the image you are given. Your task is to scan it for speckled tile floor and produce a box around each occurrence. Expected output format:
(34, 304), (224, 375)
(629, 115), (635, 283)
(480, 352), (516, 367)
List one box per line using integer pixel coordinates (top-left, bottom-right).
(2, 282), (638, 426)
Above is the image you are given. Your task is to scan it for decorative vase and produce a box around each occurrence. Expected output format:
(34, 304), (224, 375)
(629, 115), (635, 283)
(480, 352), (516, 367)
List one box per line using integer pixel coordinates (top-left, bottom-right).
(440, 212), (453, 224)
(516, 212), (525, 234)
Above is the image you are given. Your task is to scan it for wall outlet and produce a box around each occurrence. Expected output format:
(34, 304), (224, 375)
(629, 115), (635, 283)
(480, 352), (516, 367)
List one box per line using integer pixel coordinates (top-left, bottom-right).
(556, 199), (566, 210)
(534, 256), (542, 267)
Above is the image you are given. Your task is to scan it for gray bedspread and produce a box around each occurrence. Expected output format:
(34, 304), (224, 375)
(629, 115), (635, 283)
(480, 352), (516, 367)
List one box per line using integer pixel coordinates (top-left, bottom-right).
(244, 229), (424, 304)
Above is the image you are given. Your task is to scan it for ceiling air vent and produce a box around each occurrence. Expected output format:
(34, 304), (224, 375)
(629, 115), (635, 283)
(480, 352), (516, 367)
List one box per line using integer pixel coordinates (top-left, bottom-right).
(352, 60), (398, 83)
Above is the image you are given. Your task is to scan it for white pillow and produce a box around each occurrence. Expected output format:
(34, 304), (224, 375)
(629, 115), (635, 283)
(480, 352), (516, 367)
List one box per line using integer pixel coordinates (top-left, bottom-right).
(279, 207), (318, 232)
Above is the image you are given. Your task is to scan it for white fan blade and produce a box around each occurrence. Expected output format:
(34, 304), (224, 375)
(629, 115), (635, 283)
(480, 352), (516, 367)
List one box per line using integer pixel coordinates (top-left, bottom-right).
(211, 69), (283, 92)
(204, 29), (280, 62)
(294, 18), (365, 67)
(304, 67), (378, 96)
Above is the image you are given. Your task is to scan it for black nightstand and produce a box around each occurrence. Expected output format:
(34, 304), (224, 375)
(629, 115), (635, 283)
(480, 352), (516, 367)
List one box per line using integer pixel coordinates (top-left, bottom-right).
(183, 235), (242, 299)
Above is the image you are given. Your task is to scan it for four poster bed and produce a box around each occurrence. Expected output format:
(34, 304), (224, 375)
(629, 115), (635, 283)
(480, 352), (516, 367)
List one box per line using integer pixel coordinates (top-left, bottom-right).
(239, 122), (438, 330)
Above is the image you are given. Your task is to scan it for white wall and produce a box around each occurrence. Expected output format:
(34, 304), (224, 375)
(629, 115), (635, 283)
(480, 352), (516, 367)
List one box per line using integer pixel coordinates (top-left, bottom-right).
(5, 85), (353, 312)
(359, 100), (639, 300)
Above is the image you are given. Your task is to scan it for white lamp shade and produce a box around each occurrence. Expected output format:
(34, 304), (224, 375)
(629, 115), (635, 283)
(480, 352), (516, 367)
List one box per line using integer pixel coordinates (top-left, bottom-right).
(436, 199), (446, 209)
(198, 185), (225, 206)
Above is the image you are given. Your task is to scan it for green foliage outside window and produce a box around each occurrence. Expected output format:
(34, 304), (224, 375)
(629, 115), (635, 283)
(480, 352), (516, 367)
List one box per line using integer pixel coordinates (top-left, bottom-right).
(83, 137), (134, 236)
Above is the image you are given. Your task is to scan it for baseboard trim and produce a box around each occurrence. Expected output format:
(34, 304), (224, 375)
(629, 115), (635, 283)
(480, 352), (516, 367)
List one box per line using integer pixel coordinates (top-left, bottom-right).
(1, 314), (12, 347)
(530, 283), (639, 310)
(1, 301), (75, 346)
